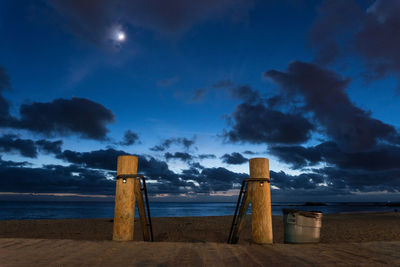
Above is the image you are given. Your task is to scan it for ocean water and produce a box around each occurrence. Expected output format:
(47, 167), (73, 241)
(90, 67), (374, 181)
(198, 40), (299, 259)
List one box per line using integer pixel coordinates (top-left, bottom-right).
(0, 201), (398, 220)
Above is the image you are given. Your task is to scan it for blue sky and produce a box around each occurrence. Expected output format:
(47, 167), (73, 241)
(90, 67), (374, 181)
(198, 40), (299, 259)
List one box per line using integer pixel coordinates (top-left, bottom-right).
(1, 0), (400, 201)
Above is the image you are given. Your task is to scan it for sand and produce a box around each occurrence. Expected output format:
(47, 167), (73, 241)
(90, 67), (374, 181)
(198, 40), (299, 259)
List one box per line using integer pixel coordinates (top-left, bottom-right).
(1, 213), (400, 265)
(1, 213), (400, 243)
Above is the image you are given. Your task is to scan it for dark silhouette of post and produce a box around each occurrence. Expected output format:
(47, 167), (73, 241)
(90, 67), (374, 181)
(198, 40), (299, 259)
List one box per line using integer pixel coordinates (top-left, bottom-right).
(113, 155), (137, 241)
(248, 158), (273, 244)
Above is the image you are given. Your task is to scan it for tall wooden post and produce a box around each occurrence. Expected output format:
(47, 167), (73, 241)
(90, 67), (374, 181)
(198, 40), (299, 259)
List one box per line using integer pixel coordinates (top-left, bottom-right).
(113, 155), (137, 241)
(248, 158), (273, 244)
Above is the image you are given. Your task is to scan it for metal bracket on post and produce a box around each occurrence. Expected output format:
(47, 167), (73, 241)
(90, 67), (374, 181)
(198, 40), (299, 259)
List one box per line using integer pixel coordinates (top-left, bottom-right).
(116, 174), (154, 242)
(228, 178), (270, 244)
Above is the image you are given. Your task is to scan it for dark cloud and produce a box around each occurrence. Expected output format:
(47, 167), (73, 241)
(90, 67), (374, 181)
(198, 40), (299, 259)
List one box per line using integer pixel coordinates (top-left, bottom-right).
(10, 97), (114, 140)
(0, 134), (63, 158)
(0, 134), (37, 158)
(0, 66), (114, 140)
(213, 79), (261, 103)
(156, 76), (179, 87)
(212, 79), (234, 88)
(265, 61), (399, 151)
(164, 152), (193, 162)
(270, 142), (400, 172)
(242, 150), (256, 155)
(220, 152), (248, 165)
(196, 167), (247, 192)
(315, 167), (400, 192)
(310, 0), (400, 84)
(198, 154), (216, 159)
(0, 158), (115, 194)
(271, 170), (325, 191)
(35, 139), (63, 155)
(0, 157), (31, 168)
(188, 162), (205, 170)
(228, 85), (261, 103)
(269, 144), (322, 170)
(224, 102), (314, 144)
(150, 137), (196, 151)
(119, 130), (139, 146)
(2, 146), (399, 198)
(0, 66), (11, 126)
(50, 147), (247, 194)
(55, 147), (178, 182)
(56, 148), (126, 171)
(309, 0), (363, 64)
(47, 0), (253, 45)
(191, 88), (207, 102)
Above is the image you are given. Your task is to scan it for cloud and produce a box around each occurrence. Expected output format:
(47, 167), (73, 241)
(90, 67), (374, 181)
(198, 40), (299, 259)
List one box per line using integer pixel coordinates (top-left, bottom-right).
(220, 152), (248, 165)
(310, 0), (400, 84)
(156, 76), (179, 87)
(0, 134), (62, 158)
(51, 147), (247, 194)
(35, 139), (63, 154)
(164, 152), (193, 162)
(213, 79), (261, 103)
(0, 66), (11, 126)
(0, 158), (115, 194)
(9, 97), (114, 140)
(56, 147), (177, 180)
(224, 102), (314, 144)
(119, 130), (139, 146)
(191, 88), (208, 102)
(47, 0), (254, 45)
(150, 136), (196, 151)
(212, 79), (234, 88)
(0, 134), (37, 158)
(242, 150), (256, 155)
(270, 142), (400, 172)
(56, 148), (126, 171)
(0, 66), (115, 140)
(265, 61), (400, 151)
(198, 154), (216, 159)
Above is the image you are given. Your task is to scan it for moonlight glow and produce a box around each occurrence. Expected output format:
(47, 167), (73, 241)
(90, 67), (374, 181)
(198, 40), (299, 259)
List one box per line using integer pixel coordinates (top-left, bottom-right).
(117, 32), (126, 42)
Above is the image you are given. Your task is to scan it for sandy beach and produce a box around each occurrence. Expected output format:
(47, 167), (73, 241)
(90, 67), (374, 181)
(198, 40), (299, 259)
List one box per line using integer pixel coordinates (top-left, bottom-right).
(1, 213), (400, 243)
(1, 213), (400, 265)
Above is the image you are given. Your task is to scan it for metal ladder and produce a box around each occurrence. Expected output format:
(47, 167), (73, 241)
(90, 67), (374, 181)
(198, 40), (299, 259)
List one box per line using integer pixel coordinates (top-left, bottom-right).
(227, 178), (270, 244)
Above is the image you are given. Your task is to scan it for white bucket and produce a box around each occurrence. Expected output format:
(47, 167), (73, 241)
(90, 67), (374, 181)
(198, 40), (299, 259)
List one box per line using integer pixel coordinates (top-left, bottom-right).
(283, 209), (323, 243)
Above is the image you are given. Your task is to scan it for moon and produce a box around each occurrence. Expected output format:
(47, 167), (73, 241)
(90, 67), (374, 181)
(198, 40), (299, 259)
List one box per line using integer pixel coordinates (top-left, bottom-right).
(117, 31), (126, 42)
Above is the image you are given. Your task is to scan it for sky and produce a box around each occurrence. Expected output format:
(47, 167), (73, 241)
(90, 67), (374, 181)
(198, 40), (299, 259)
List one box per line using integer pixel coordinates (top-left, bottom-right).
(1, 0), (400, 202)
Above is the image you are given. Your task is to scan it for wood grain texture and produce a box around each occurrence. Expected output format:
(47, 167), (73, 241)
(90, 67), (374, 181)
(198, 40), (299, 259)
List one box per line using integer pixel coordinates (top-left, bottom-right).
(248, 158), (273, 244)
(2, 238), (400, 266)
(113, 155), (138, 241)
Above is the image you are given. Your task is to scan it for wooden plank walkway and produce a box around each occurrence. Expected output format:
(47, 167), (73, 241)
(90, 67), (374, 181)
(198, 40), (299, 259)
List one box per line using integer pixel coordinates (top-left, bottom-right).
(1, 238), (400, 266)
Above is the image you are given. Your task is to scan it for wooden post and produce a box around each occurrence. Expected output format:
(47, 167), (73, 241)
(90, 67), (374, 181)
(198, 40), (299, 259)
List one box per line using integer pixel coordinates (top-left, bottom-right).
(113, 155), (138, 241)
(248, 158), (273, 244)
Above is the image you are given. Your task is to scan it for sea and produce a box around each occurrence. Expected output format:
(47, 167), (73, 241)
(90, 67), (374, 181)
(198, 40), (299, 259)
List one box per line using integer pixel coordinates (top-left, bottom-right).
(0, 201), (398, 220)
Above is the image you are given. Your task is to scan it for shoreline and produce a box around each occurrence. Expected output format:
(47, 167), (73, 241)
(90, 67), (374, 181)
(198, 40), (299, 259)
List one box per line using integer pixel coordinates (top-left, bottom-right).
(1, 210), (398, 221)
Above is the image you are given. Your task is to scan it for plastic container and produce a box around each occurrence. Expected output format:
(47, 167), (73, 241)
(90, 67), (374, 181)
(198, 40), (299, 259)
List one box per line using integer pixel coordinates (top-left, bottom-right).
(282, 209), (323, 243)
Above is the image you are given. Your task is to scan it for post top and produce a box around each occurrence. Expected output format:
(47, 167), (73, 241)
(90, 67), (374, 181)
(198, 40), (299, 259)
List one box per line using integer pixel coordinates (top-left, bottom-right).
(118, 155), (138, 159)
(249, 157), (269, 161)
